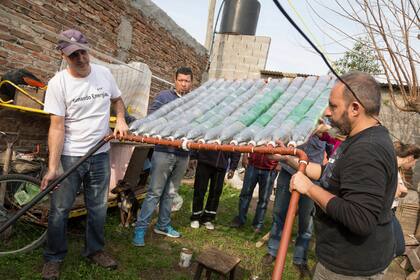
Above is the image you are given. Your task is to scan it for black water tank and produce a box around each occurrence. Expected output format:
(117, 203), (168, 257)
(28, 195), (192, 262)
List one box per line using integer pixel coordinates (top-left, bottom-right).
(219, 0), (261, 35)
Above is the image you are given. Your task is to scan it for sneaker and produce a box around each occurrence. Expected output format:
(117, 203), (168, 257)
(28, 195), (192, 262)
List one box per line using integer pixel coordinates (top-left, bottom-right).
(230, 216), (244, 228)
(132, 227), (146, 246)
(190, 220), (200, 229)
(261, 253), (276, 265)
(88, 251), (118, 270)
(42, 261), (60, 280)
(154, 225), (181, 238)
(203, 221), (215, 230)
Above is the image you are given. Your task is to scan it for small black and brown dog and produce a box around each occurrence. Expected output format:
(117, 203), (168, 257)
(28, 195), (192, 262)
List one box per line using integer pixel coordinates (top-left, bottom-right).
(111, 180), (139, 227)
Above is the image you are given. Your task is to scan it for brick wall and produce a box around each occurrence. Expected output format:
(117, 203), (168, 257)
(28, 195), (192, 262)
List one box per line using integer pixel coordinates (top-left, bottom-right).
(0, 0), (208, 158)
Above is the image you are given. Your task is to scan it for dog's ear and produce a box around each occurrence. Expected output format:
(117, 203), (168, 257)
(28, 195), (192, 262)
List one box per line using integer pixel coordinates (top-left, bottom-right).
(122, 181), (133, 191)
(111, 180), (126, 194)
(111, 187), (119, 194)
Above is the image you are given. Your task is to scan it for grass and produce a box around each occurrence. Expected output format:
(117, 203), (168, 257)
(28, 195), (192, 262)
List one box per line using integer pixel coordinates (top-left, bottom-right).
(0, 183), (314, 279)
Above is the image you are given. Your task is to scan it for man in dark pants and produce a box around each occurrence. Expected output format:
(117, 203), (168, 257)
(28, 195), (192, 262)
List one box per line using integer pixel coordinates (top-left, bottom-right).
(286, 72), (397, 279)
(190, 150), (240, 230)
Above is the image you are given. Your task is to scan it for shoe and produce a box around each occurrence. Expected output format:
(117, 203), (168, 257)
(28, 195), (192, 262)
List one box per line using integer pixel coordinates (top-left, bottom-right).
(154, 225), (181, 238)
(132, 227), (146, 246)
(203, 221), (215, 230)
(88, 251), (118, 270)
(293, 263), (311, 278)
(42, 261), (60, 280)
(190, 220), (200, 229)
(230, 216), (244, 228)
(261, 253), (276, 265)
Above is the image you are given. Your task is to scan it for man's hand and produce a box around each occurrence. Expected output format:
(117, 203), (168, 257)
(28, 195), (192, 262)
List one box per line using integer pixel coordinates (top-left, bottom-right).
(41, 169), (60, 191)
(314, 119), (331, 137)
(290, 171), (314, 195)
(114, 118), (129, 139)
(268, 154), (289, 162)
(268, 140), (289, 162)
(242, 155), (248, 169)
(227, 170), (235, 179)
(275, 139), (286, 147)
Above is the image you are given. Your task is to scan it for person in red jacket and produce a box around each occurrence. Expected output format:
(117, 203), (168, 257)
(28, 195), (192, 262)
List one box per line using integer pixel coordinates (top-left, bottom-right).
(230, 153), (279, 233)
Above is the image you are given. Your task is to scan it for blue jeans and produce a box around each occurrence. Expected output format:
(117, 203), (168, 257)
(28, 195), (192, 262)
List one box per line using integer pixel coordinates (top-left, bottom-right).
(44, 152), (110, 262)
(237, 165), (277, 229)
(267, 170), (314, 265)
(135, 151), (189, 230)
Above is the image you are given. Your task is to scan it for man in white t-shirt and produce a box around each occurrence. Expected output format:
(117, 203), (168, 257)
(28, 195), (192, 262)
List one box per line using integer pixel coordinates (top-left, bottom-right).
(40, 29), (128, 280)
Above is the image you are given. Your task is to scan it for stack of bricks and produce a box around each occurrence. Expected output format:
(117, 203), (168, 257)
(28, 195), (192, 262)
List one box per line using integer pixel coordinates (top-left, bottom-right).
(208, 33), (270, 80)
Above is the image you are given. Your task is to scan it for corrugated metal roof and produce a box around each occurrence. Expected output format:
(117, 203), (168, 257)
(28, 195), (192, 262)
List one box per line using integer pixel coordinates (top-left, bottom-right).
(260, 69), (318, 78)
(130, 76), (336, 146)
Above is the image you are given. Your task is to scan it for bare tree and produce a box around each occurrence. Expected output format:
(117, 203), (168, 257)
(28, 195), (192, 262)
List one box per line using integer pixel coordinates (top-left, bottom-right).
(310, 0), (419, 113)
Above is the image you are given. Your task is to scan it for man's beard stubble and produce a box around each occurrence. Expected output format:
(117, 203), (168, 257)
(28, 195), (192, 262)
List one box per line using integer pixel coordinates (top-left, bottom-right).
(330, 111), (351, 137)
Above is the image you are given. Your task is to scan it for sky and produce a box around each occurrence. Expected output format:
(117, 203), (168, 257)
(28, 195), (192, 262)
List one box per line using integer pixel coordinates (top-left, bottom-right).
(151, 0), (363, 75)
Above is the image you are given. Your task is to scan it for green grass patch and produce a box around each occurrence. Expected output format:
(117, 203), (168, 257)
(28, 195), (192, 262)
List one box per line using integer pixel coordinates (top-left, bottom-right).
(0, 184), (314, 279)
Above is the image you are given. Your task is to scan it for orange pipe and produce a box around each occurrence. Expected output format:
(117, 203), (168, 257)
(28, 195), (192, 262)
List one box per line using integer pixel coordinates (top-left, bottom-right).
(272, 149), (308, 280)
(122, 135), (307, 157)
(119, 135), (308, 280)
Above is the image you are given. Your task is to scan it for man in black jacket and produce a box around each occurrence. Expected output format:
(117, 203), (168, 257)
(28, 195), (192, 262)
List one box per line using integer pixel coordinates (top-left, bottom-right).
(281, 72), (397, 279)
(190, 150), (241, 230)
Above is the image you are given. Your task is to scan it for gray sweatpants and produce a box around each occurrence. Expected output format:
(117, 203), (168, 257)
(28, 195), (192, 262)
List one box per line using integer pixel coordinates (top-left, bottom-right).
(313, 262), (387, 280)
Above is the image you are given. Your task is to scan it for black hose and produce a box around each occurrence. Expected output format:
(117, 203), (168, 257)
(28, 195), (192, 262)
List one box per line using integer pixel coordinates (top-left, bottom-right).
(271, 0), (367, 110)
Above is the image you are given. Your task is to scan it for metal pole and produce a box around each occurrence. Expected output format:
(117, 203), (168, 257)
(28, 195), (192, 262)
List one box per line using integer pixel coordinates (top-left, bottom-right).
(0, 137), (110, 233)
(205, 0), (217, 50)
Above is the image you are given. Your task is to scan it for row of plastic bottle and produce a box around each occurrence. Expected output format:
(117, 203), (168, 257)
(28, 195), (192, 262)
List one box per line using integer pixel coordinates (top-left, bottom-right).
(152, 80), (243, 138)
(129, 79), (219, 133)
(256, 76), (332, 145)
(202, 79), (277, 142)
(130, 76), (335, 146)
(291, 78), (336, 144)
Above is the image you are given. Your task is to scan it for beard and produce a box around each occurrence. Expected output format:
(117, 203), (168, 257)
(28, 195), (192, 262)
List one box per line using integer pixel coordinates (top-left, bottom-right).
(329, 111), (351, 136)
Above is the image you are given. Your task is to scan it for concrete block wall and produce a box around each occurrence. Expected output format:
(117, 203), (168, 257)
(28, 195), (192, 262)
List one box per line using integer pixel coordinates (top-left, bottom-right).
(208, 33), (270, 79)
(0, 0), (208, 157)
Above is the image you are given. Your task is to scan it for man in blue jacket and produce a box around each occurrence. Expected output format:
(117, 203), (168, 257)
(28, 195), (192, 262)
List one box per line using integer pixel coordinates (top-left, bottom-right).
(133, 67), (193, 246)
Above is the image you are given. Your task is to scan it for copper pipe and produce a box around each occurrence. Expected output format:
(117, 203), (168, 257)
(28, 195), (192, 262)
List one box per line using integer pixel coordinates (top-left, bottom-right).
(120, 135), (308, 280)
(272, 151), (308, 280)
(122, 135), (307, 157)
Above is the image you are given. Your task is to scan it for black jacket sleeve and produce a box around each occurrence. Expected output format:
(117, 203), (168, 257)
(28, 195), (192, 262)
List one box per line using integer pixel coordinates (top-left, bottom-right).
(325, 143), (388, 236)
(189, 150), (199, 160)
(228, 152), (241, 171)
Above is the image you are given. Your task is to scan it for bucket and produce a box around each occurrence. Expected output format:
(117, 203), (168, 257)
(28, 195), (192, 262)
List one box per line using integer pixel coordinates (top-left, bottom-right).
(179, 248), (193, 268)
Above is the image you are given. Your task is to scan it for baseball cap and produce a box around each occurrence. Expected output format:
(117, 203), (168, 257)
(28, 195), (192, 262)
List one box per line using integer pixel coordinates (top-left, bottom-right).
(56, 29), (88, 56)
